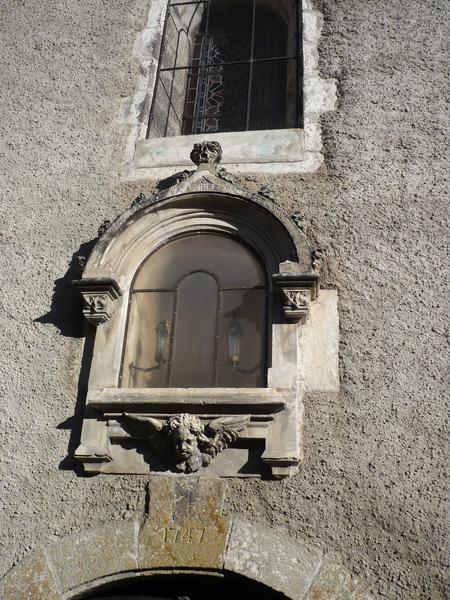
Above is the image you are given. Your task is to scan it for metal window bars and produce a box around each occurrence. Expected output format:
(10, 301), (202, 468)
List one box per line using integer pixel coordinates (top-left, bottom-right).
(147, 0), (301, 138)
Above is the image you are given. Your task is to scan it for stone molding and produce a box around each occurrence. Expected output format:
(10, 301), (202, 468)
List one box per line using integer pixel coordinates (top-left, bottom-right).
(119, 0), (337, 178)
(0, 479), (373, 600)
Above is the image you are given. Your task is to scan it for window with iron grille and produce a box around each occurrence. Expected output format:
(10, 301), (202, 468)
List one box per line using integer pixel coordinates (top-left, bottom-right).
(147, 0), (301, 138)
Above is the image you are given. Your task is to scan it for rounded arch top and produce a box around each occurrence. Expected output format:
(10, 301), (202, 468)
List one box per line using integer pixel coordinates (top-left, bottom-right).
(83, 142), (314, 283)
(83, 187), (313, 285)
(0, 516), (373, 600)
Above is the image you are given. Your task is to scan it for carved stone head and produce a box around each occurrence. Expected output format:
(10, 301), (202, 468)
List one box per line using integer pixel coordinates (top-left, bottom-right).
(190, 141), (222, 169)
(165, 414), (208, 473)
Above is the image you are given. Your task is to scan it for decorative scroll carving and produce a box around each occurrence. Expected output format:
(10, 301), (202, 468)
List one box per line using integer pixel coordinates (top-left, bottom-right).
(273, 260), (319, 323)
(75, 255), (87, 276)
(130, 191), (147, 208)
(72, 277), (122, 325)
(122, 412), (250, 474)
(311, 248), (325, 274)
(97, 219), (112, 237)
(258, 186), (275, 201)
(190, 141), (223, 169)
(281, 288), (311, 322)
(291, 212), (308, 234)
(176, 169), (192, 183)
(217, 166), (234, 183)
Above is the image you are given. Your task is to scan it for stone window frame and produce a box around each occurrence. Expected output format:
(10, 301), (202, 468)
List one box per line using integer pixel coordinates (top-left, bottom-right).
(73, 143), (339, 478)
(121, 0), (337, 179)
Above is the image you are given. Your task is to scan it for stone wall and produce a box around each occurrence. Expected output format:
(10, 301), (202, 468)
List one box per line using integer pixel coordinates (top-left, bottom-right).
(0, 0), (447, 598)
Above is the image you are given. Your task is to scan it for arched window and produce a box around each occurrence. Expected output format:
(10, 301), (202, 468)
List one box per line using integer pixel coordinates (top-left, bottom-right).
(72, 143), (335, 478)
(120, 233), (267, 388)
(148, 0), (300, 137)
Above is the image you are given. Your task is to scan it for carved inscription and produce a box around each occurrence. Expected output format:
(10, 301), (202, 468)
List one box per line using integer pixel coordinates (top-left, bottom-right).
(160, 526), (206, 544)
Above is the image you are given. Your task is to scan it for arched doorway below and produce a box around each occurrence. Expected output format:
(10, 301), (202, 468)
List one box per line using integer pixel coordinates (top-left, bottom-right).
(81, 570), (288, 600)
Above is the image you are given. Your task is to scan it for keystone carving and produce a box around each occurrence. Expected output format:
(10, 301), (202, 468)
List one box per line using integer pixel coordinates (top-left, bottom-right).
(122, 412), (250, 474)
(190, 141), (223, 169)
(72, 277), (122, 325)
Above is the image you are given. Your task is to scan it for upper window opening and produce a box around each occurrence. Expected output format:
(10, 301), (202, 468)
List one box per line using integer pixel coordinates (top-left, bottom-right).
(147, 0), (300, 138)
(120, 234), (267, 388)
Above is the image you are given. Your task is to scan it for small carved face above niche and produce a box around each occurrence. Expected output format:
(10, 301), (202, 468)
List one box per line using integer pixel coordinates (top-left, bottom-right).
(73, 142), (335, 479)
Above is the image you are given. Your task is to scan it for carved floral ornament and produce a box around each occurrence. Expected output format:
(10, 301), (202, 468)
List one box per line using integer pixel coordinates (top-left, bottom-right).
(71, 141), (329, 478)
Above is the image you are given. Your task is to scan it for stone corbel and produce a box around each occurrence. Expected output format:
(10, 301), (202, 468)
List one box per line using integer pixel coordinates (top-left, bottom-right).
(75, 410), (113, 468)
(273, 261), (319, 324)
(72, 277), (122, 326)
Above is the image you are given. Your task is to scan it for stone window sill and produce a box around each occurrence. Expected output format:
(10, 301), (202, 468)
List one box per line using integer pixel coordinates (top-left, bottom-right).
(133, 128), (324, 176)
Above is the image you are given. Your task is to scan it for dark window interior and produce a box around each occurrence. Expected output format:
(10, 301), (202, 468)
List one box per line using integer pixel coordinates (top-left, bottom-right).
(148, 0), (300, 137)
(82, 571), (288, 599)
(120, 234), (267, 388)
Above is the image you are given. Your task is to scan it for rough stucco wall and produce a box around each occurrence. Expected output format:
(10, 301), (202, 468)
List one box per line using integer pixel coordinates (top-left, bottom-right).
(0, 1), (447, 599)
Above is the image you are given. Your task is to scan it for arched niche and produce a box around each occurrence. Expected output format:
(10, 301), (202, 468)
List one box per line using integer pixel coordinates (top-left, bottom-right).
(73, 142), (322, 478)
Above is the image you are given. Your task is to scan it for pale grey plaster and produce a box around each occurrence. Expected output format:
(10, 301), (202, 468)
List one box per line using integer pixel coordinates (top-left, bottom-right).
(0, 0), (447, 598)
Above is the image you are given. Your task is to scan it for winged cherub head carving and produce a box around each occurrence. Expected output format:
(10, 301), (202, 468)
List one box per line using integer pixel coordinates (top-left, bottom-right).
(121, 412), (250, 474)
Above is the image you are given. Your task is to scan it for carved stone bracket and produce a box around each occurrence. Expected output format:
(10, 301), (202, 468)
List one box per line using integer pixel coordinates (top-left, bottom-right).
(273, 260), (319, 324)
(72, 277), (122, 326)
(121, 412), (250, 474)
(281, 288), (311, 322)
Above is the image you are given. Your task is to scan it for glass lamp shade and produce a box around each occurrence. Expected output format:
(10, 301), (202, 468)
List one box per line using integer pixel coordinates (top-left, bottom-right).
(227, 319), (242, 370)
(155, 321), (170, 364)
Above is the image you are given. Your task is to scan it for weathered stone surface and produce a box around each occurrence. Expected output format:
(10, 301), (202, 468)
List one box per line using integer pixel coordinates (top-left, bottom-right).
(0, 548), (62, 600)
(307, 561), (374, 600)
(139, 477), (230, 569)
(46, 521), (139, 593)
(224, 518), (322, 600)
(298, 290), (339, 393)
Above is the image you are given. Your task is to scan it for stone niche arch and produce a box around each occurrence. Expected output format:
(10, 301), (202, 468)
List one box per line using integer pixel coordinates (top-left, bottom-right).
(72, 142), (337, 479)
(0, 479), (373, 600)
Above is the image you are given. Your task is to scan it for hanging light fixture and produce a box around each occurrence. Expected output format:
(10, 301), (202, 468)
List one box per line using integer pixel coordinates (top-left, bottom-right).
(155, 321), (170, 365)
(227, 317), (242, 371)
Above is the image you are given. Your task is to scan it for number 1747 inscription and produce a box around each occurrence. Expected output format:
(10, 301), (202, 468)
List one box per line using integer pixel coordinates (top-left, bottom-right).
(161, 527), (206, 544)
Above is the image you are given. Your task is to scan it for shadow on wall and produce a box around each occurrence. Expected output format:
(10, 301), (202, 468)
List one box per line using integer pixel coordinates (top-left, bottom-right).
(34, 238), (97, 338)
(35, 238), (98, 476)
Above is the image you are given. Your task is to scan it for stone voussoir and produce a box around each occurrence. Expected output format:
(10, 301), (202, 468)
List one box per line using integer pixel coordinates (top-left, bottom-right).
(0, 548), (63, 600)
(224, 517), (323, 600)
(45, 520), (139, 594)
(306, 559), (375, 600)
